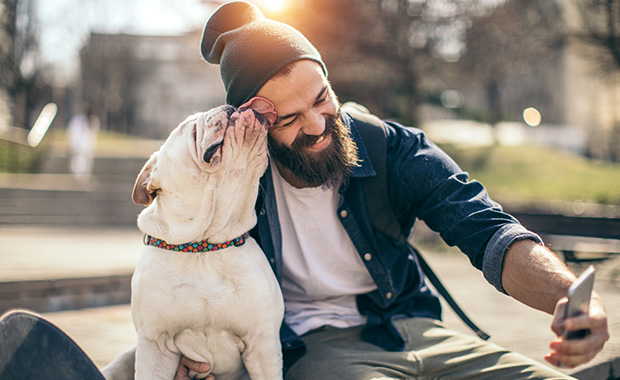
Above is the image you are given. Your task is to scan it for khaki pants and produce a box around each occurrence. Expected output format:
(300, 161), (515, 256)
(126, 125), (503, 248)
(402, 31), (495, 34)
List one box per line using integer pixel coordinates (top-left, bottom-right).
(286, 318), (575, 380)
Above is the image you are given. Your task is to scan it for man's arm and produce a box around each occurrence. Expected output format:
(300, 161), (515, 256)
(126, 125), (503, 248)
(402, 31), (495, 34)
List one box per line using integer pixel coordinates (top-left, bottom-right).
(501, 239), (609, 368)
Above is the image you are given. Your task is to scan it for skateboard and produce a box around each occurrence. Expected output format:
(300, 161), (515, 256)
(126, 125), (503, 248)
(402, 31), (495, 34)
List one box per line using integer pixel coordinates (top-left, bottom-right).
(0, 310), (105, 380)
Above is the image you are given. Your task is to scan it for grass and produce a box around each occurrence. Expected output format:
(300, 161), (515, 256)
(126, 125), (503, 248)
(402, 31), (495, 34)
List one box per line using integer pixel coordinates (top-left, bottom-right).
(0, 140), (49, 173)
(439, 143), (620, 206)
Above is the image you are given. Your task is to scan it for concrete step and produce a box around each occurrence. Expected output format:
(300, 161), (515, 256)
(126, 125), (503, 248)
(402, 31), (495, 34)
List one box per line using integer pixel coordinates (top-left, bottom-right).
(0, 151), (148, 226)
(0, 275), (132, 315)
(0, 176), (143, 226)
(0, 188), (142, 226)
(40, 156), (147, 177)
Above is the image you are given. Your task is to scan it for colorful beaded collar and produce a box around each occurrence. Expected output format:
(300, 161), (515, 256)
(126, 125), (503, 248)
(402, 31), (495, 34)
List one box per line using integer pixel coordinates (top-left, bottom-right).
(144, 232), (249, 253)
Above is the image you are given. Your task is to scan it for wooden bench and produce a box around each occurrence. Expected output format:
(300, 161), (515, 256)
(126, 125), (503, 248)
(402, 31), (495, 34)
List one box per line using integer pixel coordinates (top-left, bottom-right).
(542, 234), (620, 264)
(508, 210), (620, 264)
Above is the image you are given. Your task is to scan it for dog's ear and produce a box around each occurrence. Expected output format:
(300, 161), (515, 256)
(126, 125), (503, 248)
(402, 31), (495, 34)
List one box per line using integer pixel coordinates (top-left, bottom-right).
(132, 153), (159, 206)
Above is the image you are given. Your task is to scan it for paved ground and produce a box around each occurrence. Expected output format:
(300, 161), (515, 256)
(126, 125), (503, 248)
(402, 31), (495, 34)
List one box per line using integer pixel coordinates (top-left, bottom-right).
(1, 225), (619, 378)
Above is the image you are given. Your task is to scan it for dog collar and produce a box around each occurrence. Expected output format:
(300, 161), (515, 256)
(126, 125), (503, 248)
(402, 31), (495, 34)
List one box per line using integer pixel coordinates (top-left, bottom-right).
(144, 232), (250, 253)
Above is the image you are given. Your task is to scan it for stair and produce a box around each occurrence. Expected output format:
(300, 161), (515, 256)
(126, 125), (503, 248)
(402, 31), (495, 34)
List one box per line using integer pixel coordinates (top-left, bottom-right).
(0, 155), (149, 226)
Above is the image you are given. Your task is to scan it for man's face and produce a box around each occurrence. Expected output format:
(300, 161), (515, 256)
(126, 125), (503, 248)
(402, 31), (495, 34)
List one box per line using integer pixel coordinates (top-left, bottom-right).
(256, 60), (358, 188)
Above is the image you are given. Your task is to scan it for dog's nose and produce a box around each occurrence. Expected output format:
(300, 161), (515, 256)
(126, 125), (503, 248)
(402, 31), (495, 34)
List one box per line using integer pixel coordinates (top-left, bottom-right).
(224, 105), (236, 118)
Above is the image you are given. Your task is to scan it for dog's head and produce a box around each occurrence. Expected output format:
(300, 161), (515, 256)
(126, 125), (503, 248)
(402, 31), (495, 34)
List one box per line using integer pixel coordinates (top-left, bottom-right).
(132, 98), (276, 244)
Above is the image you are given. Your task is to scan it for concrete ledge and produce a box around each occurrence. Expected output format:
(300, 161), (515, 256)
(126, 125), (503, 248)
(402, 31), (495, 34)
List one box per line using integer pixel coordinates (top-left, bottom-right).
(0, 275), (132, 314)
(571, 357), (620, 379)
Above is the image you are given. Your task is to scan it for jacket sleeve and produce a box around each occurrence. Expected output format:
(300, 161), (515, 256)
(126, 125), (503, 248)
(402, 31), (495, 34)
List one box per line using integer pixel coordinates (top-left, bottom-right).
(384, 121), (542, 294)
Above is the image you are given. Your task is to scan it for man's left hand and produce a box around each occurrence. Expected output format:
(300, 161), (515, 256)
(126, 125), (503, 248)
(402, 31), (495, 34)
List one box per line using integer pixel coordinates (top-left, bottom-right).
(545, 294), (609, 368)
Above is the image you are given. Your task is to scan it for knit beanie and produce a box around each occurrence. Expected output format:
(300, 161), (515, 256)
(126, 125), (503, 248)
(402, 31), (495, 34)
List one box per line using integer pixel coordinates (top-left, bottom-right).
(201, 1), (328, 107)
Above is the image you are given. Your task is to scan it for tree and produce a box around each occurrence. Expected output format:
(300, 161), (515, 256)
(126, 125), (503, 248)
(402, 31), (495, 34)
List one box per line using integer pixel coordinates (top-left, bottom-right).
(79, 33), (141, 134)
(457, 0), (564, 124)
(0, 0), (51, 129)
(272, 0), (497, 125)
(0, 0), (17, 127)
(576, 0), (620, 78)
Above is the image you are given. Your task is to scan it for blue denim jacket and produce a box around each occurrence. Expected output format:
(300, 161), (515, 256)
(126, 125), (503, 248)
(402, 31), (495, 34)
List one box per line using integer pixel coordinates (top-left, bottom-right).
(250, 111), (542, 370)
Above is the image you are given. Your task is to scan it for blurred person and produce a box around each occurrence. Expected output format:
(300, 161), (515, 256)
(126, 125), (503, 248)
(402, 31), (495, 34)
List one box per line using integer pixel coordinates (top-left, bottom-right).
(0, 2), (609, 380)
(67, 104), (99, 182)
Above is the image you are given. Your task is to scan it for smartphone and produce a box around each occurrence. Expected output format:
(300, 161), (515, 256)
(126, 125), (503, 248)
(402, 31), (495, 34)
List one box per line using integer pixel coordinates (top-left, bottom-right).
(563, 265), (595, 340)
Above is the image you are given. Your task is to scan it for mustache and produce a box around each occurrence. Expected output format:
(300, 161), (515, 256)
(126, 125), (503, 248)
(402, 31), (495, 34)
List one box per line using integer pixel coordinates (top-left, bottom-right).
(291, 122), (333, 150)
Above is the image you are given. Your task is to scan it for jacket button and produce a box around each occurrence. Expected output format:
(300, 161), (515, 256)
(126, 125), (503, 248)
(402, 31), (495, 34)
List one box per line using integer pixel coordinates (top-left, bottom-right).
(340, 210), (348, 218)
(260, 209), (266, 216)
(386, 292), (393, 300)
(364, 253), (372, 261)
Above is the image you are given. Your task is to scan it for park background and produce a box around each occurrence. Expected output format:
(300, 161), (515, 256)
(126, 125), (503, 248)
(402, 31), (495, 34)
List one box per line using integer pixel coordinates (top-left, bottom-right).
(0, 0), (619, 378)
(1, 0), (620, 208)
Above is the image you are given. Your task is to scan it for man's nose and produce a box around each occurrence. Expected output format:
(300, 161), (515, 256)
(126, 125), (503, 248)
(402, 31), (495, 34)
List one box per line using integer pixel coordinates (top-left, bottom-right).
(301, 111), (325, 136)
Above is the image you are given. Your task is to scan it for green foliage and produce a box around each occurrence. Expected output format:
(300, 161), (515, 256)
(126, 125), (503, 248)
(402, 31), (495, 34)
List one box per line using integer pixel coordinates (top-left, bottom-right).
(439, 144), (620, 206)
(0, 140), (47, 173)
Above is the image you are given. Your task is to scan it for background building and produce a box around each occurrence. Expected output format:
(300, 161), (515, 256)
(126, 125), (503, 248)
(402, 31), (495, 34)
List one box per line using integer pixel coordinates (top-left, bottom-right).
(79, 30), (225, 138)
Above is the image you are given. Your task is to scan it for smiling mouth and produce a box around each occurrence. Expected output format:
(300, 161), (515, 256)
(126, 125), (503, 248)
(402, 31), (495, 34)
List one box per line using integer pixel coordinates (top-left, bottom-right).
(309, 133), (330, 151)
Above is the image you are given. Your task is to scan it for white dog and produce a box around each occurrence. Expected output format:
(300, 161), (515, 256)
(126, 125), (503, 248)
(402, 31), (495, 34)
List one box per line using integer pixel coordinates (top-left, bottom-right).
(120, 100), (283, 380)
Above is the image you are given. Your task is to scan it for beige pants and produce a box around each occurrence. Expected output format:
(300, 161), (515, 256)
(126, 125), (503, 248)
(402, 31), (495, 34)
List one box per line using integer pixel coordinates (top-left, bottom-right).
(286, 318), (575, 380)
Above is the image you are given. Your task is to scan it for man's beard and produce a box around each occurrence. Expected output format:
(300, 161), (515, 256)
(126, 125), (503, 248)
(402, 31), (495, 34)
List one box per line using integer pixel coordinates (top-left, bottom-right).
(268, 113), (359, 189)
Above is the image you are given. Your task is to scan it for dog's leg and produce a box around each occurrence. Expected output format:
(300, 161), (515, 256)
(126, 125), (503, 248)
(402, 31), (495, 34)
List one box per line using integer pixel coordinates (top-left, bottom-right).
(134, 335), (180, 380)
(241, 334), (283, 380)
(101, 345), (136, 380)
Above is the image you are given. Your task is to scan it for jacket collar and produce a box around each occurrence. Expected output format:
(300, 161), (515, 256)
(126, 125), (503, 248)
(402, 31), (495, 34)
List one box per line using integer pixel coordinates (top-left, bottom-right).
(341, 110), (377, 179)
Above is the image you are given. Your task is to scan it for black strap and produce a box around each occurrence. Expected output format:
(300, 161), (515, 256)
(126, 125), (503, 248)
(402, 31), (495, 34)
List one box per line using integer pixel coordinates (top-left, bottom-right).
(408, 244), (491, 340)
(346, 104), (402, 242)
(343, 102), (490, 340)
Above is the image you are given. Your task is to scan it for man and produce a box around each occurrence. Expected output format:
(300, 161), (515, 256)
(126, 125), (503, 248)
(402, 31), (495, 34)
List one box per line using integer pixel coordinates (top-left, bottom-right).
(189, 1), (609, 379)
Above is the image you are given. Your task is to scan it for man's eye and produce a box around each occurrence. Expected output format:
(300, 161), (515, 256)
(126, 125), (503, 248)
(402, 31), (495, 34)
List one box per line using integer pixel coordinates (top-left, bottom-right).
(277, 117), (297, 128)
(316, 94), (328, 104)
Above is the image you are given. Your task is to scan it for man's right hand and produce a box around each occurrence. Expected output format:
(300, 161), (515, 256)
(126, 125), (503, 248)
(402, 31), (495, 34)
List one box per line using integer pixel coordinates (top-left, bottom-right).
(174, 357), (213, 380)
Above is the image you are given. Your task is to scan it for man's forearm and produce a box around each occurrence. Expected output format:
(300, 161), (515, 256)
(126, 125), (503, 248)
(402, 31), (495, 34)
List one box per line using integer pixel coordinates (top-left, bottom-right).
(501, 239), (576, 314)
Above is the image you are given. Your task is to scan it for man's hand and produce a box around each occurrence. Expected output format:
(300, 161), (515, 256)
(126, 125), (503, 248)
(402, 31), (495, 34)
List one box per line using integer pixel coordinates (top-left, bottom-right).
(174, 357), (214, 380)
(545, 294), (609, 368)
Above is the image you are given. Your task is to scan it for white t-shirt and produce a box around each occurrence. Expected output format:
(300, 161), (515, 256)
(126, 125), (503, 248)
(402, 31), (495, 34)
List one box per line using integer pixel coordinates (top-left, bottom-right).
(271, 164), (377, 336)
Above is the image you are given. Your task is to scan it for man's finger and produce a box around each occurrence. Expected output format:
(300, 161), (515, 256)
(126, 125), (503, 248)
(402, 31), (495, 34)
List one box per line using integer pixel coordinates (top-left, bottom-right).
(179, 356), (211, 373)
(550, 297), (568, 336)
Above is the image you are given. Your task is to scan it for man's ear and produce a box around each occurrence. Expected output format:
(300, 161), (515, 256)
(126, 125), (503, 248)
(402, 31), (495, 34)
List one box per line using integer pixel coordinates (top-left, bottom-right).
(132, 152), (159, 206)
(240, 96), (277, 127)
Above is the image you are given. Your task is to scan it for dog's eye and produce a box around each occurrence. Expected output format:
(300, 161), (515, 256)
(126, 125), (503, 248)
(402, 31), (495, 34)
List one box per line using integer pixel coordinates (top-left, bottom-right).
(203, 142), (223, 163)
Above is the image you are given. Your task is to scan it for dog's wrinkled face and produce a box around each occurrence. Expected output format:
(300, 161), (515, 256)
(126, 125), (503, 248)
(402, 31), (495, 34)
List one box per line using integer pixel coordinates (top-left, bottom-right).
(132, 99), (276, 243)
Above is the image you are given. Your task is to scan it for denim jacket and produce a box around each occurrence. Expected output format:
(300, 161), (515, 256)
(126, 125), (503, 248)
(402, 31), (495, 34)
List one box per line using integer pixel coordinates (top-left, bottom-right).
(250, 111), (542, 370)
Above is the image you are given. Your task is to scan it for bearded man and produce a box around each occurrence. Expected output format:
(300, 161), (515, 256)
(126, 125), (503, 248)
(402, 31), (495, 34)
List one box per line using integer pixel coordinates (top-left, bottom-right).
(177, 2), (608, 380)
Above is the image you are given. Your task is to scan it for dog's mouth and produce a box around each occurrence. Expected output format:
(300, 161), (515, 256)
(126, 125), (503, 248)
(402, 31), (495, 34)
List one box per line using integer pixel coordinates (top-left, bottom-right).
(203, 140), (223, 163)
(201, 106), (234, 163)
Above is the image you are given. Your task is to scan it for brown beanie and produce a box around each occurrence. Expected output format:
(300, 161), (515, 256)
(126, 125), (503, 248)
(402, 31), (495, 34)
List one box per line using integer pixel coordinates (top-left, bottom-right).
(200, 1), (327, 107)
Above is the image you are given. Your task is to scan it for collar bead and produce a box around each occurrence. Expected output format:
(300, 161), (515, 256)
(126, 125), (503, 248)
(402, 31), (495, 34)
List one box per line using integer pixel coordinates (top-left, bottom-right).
(144, 232), (249, 253)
